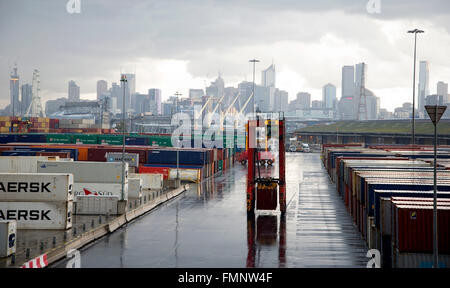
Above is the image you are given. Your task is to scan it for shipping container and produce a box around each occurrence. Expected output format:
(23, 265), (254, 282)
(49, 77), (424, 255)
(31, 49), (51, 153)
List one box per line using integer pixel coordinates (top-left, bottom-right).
(128, 178), (142, 199)
(168, 168), (201, 183)
(73, 182), (128, 201)
(0, 173), (73, 202)
(147, 149), (206, 166)
(75, 195), (119, 215)
(0, 220), (16, 257)
(73, 134), (98, 144)
(138, 166), (170, 179)
(46, 134), (73, 144)
(0, 156), (60, 173)
(393, 250), (450, 268)
(393, 205), (450, 254)
(125, 137), (148, 146)
(106, 152), (139, 168)
(129, 173), (163, 190)
(37, 161), (128, 183)
(88, 147), (147, 165)
(0, 201), (72, 230)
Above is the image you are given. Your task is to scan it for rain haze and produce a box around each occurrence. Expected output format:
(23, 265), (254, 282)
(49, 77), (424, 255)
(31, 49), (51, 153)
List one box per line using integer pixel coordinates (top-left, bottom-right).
(1, 0), (450, 110)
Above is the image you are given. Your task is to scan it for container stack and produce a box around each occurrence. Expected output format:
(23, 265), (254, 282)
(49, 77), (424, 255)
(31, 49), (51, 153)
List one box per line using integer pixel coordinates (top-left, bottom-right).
(322, 144), (450, 268)
(0, 173), (74, 230)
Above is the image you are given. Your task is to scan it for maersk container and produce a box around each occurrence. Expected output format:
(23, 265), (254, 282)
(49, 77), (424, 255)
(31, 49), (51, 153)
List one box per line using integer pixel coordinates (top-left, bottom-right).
(88, 147), (147, 165)
(0, 220), (16, 257)
(147, 149), (206, 166)
(128, 178), (142, 199)
(17, 134), (46, 143)
(0, 156), (60, 173)
(106, 152), (139, 168)
(0, 201), (72, 230)
(75, 195), (119, 215)
(37, 161), (128, 184)
(129, 173), (163, 190)
(73, 182), (128, 201)
(0, 173), (73, 202)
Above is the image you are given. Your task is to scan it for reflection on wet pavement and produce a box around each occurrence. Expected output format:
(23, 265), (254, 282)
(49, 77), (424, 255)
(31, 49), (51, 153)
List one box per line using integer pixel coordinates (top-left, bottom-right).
(52, 153), (368, 268)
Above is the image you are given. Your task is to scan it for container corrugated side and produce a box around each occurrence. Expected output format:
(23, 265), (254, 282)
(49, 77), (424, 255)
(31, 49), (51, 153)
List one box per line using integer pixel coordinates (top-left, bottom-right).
(0, 201), (72, 230)
(37, 160), (128, 183)
(75, 195), (119, 215)
(73, 182), (128, 201)
(0, 173), (73, 202)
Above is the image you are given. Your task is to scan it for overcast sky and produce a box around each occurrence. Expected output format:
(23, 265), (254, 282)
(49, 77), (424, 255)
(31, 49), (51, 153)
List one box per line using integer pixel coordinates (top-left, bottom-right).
(1, 0), (450, 111)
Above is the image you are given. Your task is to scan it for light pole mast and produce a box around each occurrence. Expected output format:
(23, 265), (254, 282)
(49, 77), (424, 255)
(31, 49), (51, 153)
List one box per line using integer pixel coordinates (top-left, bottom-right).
(120, 74), (127, 201)
(249, 59), (260, 117)
(174, 91), (182, 183)
(408, 29), (424, 146)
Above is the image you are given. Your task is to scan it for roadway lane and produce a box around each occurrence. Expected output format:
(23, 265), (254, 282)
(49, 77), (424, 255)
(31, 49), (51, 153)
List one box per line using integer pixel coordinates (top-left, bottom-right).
(52, 153), (368, 268)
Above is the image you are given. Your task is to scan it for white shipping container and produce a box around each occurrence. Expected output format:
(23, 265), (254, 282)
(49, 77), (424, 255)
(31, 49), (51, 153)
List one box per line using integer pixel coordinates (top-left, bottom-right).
(0, 173), (74, 202)
(73, 182), (128, 201)
(129, 173), (163, 190)
(37, 161), (128, 183)
(0, 156), (61, 173)
(75, 195), (119, 215)
(128, 178), (142, 199)
(0, 221), (16, 257)
(0, 201), (72, 230)
(168, 169), (200, 183)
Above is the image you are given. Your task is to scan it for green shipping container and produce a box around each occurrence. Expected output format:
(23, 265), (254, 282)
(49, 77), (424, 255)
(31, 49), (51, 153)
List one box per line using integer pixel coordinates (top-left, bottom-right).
(73, 134), (99, 144)
(46, 134), (73, 144)
(98, 134), (123, 145)
(218, 160), (223, 171)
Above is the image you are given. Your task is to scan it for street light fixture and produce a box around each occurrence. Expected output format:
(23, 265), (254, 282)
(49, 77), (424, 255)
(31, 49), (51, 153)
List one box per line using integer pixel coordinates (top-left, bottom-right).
(249, 59), (260, 117)
(425, 104), (447, 269)
(407, 28), (424, 146)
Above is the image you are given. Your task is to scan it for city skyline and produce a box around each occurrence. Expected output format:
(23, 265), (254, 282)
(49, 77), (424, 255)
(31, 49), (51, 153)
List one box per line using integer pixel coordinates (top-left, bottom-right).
(1, 0), (450, 111)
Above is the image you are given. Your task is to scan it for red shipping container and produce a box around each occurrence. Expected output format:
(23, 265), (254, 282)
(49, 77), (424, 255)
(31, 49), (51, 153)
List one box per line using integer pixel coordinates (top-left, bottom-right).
(138, 166), (170, 179)
(395, 205), (450, 253)
(256, 182), (278, 210)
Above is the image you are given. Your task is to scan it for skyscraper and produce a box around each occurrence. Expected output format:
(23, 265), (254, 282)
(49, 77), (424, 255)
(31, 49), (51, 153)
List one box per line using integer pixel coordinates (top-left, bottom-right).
(341, 65), (355, 98)
(437, 81), (449, 104)
(9, 66), (20, 116)
(418, 61), (429, 115)
(21, 84), (32, 115)
(68, 80), (80, 101)
(261, 64), (275, 87)
(296, 92), (311, 109)
(340, 65), (356, 119)
(148, 89), (162, 115)
(120, 74), (136, 113)
(97, 80), (108, 100)
(322, 83), (337, 109)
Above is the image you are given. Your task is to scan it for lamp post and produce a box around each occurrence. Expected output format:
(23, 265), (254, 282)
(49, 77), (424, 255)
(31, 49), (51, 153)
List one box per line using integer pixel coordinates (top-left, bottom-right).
(425, 104), (447, 268)
(249, 59), (259, 117)
(407, 29), (424, 146)
(120, 74), (127, 201)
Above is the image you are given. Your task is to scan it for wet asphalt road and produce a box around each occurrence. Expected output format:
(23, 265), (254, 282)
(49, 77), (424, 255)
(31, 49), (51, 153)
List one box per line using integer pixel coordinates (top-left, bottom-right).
(53, 153), (368, 268)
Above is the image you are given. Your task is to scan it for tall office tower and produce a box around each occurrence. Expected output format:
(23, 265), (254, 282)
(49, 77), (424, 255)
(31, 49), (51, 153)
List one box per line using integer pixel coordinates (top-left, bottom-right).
(148, 88), (162, 115)
(418, 61), (429, 115)
(189, 89), (204, 99)
(437, 81), (449, 104)
(296, 92), (311, 109)
(9, 65), (20, 116)
(261, 64), (276, 87)
(322, 83), (337, 109)
(120, 74), (136, 113)
(68, 80), (80, 101)
(237, 81), (254, 114)
(97, 80), (108, 100)
(274, 89), (288, 112)
(21, 84), (32, 115)
(340, 65), (356, 120)
(341, 65), (355, 98)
